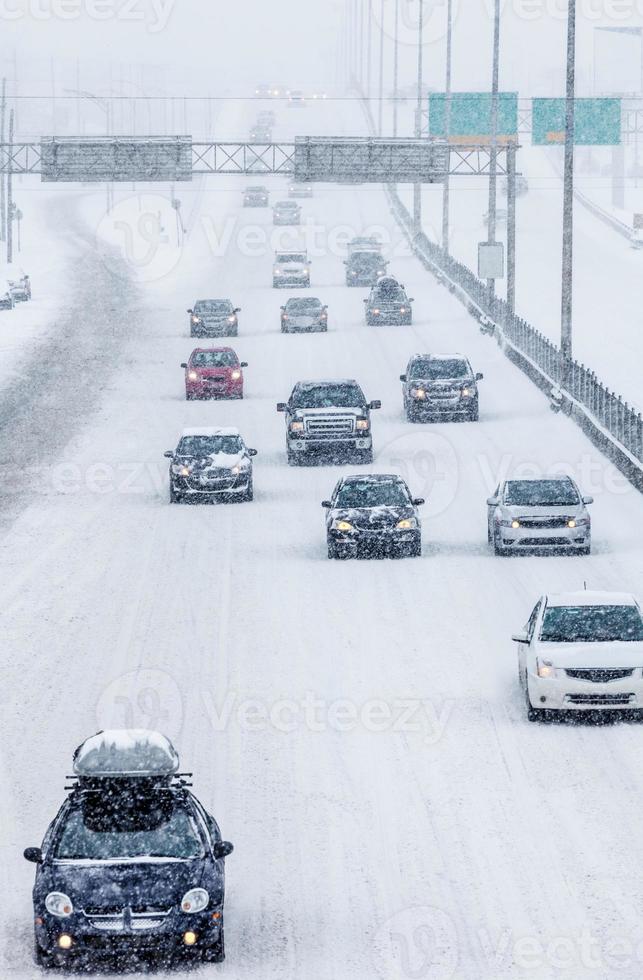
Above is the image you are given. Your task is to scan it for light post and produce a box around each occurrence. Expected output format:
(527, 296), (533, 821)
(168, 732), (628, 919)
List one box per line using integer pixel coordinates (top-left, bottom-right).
(486, 0), (500, 299)
(378, 0), (385, 135)
(441, 0), (453, 250)
(393, 0), (400, 137)
(413, 0), (424, 233)
(560, 0), (576, 370)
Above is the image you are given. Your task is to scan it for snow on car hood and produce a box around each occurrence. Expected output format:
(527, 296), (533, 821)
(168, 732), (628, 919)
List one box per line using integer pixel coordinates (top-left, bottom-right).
(177, 451), (246, 469)
(331, 504), (415, 528)
(49, 856), (208, 908)
(293, 407), (365, 418)
(535, 640), (643, 668)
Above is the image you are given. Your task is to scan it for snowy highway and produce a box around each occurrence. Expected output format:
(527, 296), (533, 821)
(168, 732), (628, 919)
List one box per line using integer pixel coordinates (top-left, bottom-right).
(2, 97), (643, 980)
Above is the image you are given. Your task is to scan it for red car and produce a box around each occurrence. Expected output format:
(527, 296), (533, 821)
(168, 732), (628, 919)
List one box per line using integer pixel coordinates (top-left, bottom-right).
(181, 347), (247, 400)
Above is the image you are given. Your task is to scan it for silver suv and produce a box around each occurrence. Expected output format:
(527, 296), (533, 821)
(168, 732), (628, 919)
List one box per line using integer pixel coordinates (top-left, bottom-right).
(272, 251), (311, 288)
(487, 476), (593, 556)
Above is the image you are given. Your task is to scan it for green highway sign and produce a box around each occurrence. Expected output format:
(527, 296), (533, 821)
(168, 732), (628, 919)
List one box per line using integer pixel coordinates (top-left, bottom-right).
(429, 92), (518, 142)
(532, 98), (621, 145)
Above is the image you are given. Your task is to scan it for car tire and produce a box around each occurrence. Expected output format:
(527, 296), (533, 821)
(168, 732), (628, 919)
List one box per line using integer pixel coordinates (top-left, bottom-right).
(468, 402), (480, 422)
(493, 530), (507, 556)
(169, 486), (183, 504)
(578, 545), (591, 556)
(525, 676), (548, 723)
(409, 538), (422, 558)
(34, 941), (54, 969)
(242, 479), (254, 503)
(327, 541), (337, 560)
(287, 449), (300, 466)
(281, 324), (289, 334)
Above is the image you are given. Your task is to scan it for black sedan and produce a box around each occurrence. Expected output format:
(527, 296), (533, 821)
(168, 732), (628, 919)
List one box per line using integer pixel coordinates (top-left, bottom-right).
(323, 474), (424, 559)
(24, 731), (233, 968)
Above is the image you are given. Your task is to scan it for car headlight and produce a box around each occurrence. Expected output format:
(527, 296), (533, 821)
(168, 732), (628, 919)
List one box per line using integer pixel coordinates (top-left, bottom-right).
(400, 307), (407, 313)
(191, 316), (201, 324)
(396, 517), (417, 530)
(355, 418), (369, 430)
(537, 660), (557, 679)
(274, 269), (282, 275)
(290, 421), (304, 432)
(231, 461), (249, 475)
(573, 517), (590, 526)
(333, 519), (354, 532)
(46, 893), (73, 918)
(172, 464), (191, 476)
(351, 270), (358, 276)
(227, 315), (236, 323)
(231, 369), (242, 380)
(188, 371), (198, 381)
(181, 888), (209, 914)
(461, 387), (472, 397)
(411, 388), (426, 399)
(372, 308), (380, 314)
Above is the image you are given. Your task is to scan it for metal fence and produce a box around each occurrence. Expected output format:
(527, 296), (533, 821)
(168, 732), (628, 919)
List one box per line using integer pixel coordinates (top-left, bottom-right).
(387, 184), (643, 467)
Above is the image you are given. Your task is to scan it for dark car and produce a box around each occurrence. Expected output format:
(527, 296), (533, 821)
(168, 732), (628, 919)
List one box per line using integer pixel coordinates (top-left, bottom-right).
(9, 270), (31, 301)
(277, 380), (380, 465)
(24, 731), (233, 968)
(345, 250), (388, 287)
(400, 353), (483, 422)
(323, 474), (424, 559)
(181, 347), (247, 400)
(243, 185), (269, 207)
(280, 297), (328, 333)
(364, 277), (413, 325)
(188, 299), (240, 338)
(164, 426), (257, 503)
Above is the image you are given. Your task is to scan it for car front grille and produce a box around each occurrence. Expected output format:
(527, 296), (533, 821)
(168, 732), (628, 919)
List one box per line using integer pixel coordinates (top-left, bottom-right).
(566, 693), (635, 706)
(565, 668), (635, 682)
(516, 537), (571, 547)
(82, 906), (171, 932)
(305, 416), (355, 437)
(517, 517), (573, 529)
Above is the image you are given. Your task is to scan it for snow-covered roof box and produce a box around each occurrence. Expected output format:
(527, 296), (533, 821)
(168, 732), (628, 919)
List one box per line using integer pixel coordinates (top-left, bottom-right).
(73, 730), (180, 778)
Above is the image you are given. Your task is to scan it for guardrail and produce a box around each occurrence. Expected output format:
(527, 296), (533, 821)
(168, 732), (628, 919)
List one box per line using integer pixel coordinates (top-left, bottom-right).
(386, 184), (643, 487)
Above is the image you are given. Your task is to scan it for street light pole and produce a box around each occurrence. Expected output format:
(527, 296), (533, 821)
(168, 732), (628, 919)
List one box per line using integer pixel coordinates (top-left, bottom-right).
(7, 109), (14, 265)
(366, 0), (372, 107)
(392, 0), (400, 137)
(441, 0), (453, 251)
(561, 0), (576, 369)
(378, 0), (385, 135)
(413, 0), (424, 232)
(486, 0), (500, 298)
(0, 78), (6, 244)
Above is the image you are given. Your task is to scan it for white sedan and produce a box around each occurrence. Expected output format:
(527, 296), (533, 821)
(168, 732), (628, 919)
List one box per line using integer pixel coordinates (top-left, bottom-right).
(515, 591), (643, 721)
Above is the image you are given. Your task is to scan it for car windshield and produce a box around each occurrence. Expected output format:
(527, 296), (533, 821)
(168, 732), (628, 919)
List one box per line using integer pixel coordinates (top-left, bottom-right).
(539, 605), (643, 643)
(194, 301), (231, 315)
(247, 186), (265, 192)
(292, 384), (365, 409)
(177, 436), (243, 456)
(277, 201), (297, 208)
(286, 299), (321, 312)
(351, 252), (382, 266)
(192, 351), (238, 368)
(409, 359), (469, 380)
(336, 481), (410, 509)
(277, 254), (306, 264)
(55, 798), (204, 861)
(504, 480), (579, 507)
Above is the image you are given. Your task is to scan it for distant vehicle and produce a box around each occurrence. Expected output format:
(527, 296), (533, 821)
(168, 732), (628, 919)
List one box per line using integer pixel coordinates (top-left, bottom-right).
(288, 182), (313, 198)
(250, 125), (271, 142)
(400, 354), (483, 422)
(257, 110), (276, 126)
(188, 299), (240, 338)
(364, 277), (413, 325)
(344, 250), (388, 287)
(323, 474), (424, 559)
(24, 730), (233, 967)
(281, 297), (328, 333)
(277, 379), (380, 465)
(243, 185), (269, 207)
(515, 591), (643, 721)
(273, 200), (301, 225)
(181, 347), (247, 400)
(255, 83), (271, 97)
(487, 476), (593, 556)
(310, 90), (328, 101)
(273, 250), (311, 288)
(269, 85), (289, 98)
(631, 228), (643, 249)
(483, 208), (508, 227)
(8, 269), (31, 302)
(165, 427), (257, 503)
(288, 90), (305, 106)
(347, 235), (382, 256)
(0, 283), (15, 310)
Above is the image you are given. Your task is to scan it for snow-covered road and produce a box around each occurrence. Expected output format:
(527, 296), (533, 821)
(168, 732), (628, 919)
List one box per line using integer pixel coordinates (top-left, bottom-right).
(2, 99), (643, 980)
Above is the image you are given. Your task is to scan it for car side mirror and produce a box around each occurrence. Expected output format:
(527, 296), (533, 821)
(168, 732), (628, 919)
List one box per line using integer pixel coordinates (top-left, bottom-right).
(235, 307), (241, 313)
(213, 841), (234, 859)
(277, 402), (287, 412)
(247, 448), (258, 457)
(512, 631), (529, 644)
(475, 372), (484, 381)
(187, 309), (193, 314)
(399, 374), (407, 382)
(369, 400), (382, 410)
(363, 298), (368, 303)
(164, 451), (174, 459)
(180, 362), (187, 369)
(280, 306), (285, 310)
(486, 497), (499, 506)
(582, 495), (594, 505)
(409, 297), (415, 302)
(24, 847), (42, 864)
(240, 361), (248, 368)
(321, 500), (332, 508)
(413, 497), (425, 506)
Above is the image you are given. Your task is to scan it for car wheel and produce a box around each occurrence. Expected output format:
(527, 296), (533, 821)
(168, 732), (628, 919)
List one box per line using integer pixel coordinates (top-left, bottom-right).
(281, 324), (289, 333)
(169, 486), (183, 504)
(493, 530), (506, 556)
(409, 537), (422, 558)
(578, 545), (591, 556)
(202, 925), (225, 963)
(242, 479), (254, 503)
(525, 675), (548, 722)
(34, 941), (54, 969)
(327, 541), (337, 560)
(287, 449), (300, 466)
(469, 402), (480, 422)
(487, 520), (493, 544)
